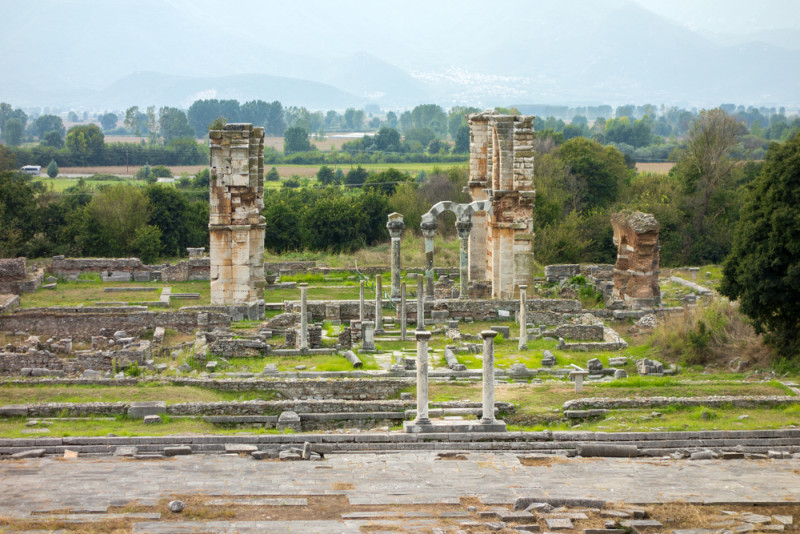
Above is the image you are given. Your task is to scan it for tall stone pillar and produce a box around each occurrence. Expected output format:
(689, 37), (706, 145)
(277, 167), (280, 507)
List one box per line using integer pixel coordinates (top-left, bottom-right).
(421, 220), (438, 300)
(518, 284), (528, 350)
(480, 330), (498, 424)
(387, 213), (405, 299)
(412, 330), (432, 426)
(359, 280), (365, 321)
(416, 275), (425, 330)
(299, 283), (309, 351)
(208, 123), (266, 307)
(374, 274), (384, 334)
(400, 281), (407, 341)
(456, 219), (472, 298)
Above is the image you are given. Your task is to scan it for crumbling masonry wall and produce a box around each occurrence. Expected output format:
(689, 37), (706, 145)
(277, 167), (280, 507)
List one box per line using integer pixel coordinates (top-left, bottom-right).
(209, 124), (266, 306)
(611, 211), (660, 308)
(467, 112), (535, 299)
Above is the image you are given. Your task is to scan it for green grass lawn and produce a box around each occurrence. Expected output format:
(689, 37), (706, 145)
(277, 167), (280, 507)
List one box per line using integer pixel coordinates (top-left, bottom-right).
(221, 353), (380, 372)
(20, 279), (212, 310)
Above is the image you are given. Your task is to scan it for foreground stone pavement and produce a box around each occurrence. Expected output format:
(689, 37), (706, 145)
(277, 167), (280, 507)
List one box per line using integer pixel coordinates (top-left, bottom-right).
(0, 452), (798, 532)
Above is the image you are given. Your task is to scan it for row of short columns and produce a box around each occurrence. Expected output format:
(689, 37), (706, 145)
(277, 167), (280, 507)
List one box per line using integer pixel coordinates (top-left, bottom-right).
(412, 328), (499, 427)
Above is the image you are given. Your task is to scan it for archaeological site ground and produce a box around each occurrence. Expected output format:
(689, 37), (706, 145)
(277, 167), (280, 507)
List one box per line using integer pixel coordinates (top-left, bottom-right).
(0, 118), (798, 533)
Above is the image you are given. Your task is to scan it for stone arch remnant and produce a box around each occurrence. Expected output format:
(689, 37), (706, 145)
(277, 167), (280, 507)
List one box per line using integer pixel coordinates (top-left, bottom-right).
(417, 111), (535, 300)
(611, 210), (660, 308)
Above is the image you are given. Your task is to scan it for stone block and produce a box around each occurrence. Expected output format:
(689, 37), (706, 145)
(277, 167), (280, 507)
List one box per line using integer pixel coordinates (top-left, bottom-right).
(128, 401), (166, 419)
(164, 446), (192, 456)
(143, 415), (162, 424)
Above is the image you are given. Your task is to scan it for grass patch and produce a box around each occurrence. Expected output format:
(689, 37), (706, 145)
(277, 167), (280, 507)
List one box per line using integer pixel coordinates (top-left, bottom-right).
(222, 353), (379, 373)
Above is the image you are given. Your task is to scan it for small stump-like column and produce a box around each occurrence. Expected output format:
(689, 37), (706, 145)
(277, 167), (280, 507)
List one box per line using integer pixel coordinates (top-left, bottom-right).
(361, 320), (376, 352)
(374, 274), (384, 334)
(412, 330), (432, 426)
(387, 213), (405, 299)
(400, 281), (407, 341)
(518, 284), (528, 350)
(570, 369), (589, 393)
(456, 219), (472, 298)
(299, 283), (309, 351)
(421, 220), (437, 300)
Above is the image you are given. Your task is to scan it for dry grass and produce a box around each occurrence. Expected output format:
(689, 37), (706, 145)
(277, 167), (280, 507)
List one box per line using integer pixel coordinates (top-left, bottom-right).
(636, 161), (674, 173)
(648, 298), (773, 367)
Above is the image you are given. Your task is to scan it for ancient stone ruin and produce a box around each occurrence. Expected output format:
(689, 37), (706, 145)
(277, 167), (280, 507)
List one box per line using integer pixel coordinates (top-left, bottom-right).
(418, 111), (535, 300)
(611, 211), (660, 308)
(208, 124), (266, 307)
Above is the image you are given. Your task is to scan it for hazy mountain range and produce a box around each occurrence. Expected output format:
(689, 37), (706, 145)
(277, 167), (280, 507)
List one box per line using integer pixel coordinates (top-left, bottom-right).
(1, 0), (798, 111)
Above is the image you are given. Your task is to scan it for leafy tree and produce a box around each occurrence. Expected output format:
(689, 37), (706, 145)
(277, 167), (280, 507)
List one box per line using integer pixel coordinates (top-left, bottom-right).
(265, 166), (280, 181)
(65, 124), (104, 165)
(41, 130), (64, 148)
(145, 106), (158, 144)
(0, 145), (14, 171)
(344, 108), (365, 130)
(283, 126), (312, 154)
(373, 127), (401, 152)
(124, 106), (142, 135)
(145, 184), (189, 257)
(673, 108), (745, 237)
(720, 134), (800, 358)
(98, 112), (118, 131)
(316, 165), (336, 185)
(33, 114), (65, 138)
(0, 171), (37, 257)
(3, 118), (23, 146)
(384, 111), (397, 129)
(302, 194), (363, 252)
(453, 124), (470, 153)
(345, 166), (369, 186)
(158, 107), (194, 142)
(404, 127), (436, 147)
(263, 198), (302, 252)
(81, 184), (151, 256)
(46, 160), (58, 178)
(67, 111), (78, 122)
(264, 101), (287, 136)
(130, 225), (162, 263)
(556, 137), (630, 210)
(364, 168), (408, 195)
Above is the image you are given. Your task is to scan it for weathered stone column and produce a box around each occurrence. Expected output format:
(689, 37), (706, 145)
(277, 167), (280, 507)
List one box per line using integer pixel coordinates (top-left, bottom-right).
(374, 274), (384, 335)
(359, 280), (365, 322)
(518, 284), (528, 350)
(456, 219), (472, 298)
(387, 213), (405, 299)
(361, 320), (375, 352)
(416, 275), (425, 330)
(480, 329), (498, 424)
(421, 219), (438, 300)
(299, 283), (309, 351)
(400, 281), (407, 341)
(413, 330), (432, 425)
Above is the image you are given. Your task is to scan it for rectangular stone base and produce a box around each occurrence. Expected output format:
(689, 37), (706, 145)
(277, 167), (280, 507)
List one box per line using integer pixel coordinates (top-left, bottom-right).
(403, 420), (507, 433)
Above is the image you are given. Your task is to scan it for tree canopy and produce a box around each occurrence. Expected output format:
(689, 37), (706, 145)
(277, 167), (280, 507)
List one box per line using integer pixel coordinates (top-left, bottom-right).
(720, 133), (800, 358)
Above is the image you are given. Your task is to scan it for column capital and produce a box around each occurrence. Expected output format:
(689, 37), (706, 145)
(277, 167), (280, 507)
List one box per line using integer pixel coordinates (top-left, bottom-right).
(298, 283), (308, 288)
(415, 330), (432, 341)
(480, 329), (498, 339)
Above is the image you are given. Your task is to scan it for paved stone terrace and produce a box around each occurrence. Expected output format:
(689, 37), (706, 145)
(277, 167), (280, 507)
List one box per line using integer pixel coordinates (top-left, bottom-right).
(0, 452), (798, 532)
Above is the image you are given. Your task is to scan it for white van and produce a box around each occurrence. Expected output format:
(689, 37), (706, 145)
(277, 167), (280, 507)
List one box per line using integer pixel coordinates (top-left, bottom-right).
(21, 165), (41, 175)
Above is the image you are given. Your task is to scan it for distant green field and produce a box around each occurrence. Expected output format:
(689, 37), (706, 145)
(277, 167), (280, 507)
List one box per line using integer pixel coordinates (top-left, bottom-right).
(32, 177), (143, 192)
